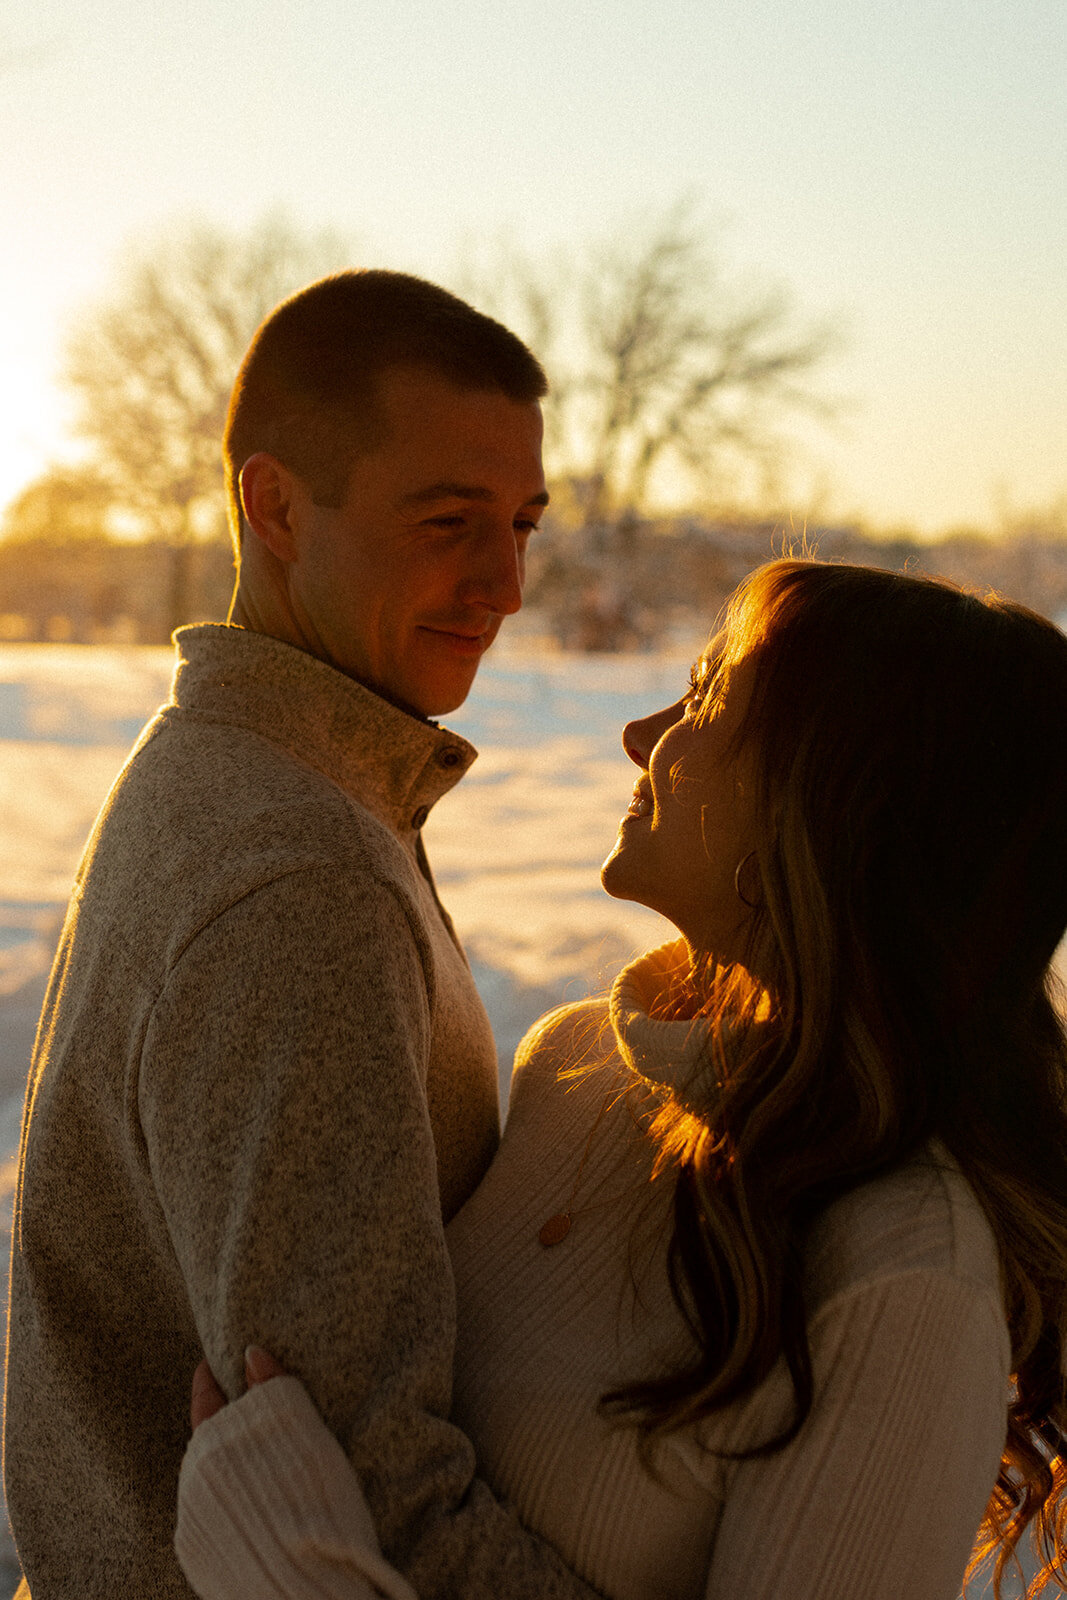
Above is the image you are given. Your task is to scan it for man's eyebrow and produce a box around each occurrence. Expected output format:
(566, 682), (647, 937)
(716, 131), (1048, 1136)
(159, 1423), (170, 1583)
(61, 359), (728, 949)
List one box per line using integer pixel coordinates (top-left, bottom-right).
(397, 482), (551, 509)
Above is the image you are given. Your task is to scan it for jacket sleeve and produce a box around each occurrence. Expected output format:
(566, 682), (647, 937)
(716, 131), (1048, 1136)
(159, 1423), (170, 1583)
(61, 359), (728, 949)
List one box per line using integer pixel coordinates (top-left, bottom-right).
(700, 1271), (1010, 1600)
(139, 864), (600, 1600)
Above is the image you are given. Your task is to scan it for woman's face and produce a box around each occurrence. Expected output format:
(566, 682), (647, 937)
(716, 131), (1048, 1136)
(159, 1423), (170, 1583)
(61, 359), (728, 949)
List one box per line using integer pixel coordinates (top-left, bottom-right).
(601, 652), (758, 957)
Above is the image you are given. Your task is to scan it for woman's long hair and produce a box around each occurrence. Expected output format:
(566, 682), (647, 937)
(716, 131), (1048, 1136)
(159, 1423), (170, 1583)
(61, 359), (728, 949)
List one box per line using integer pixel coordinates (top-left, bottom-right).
(604, 560), (1067, 1596)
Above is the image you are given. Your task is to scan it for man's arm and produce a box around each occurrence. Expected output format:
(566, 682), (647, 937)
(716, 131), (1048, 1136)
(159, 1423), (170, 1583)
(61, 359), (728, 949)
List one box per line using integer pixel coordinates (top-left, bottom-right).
(139, 864), (599, 1600)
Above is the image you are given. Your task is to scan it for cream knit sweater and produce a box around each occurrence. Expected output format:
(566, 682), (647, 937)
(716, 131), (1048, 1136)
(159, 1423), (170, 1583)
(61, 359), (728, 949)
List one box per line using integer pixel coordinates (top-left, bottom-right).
(177, 942), (1011, 1600)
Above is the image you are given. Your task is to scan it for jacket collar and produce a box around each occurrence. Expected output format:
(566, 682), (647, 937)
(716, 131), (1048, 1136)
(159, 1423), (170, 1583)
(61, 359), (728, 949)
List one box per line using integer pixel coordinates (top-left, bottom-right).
(170, 623), (477, 837)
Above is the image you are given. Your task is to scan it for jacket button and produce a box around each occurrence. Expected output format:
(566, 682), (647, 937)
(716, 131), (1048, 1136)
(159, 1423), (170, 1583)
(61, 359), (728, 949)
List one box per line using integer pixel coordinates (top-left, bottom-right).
(411, 806), (430, 829)
(437, 746), (463, 769)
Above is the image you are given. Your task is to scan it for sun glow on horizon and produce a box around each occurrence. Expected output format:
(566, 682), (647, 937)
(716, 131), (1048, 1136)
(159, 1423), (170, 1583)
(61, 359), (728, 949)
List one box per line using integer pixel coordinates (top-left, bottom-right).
(1, 0), (1064, 539)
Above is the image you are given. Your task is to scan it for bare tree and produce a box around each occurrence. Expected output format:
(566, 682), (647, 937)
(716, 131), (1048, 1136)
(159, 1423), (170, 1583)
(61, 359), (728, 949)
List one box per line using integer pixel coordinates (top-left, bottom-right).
(63, 214), (353, 633)
(458, 203), (836, 531)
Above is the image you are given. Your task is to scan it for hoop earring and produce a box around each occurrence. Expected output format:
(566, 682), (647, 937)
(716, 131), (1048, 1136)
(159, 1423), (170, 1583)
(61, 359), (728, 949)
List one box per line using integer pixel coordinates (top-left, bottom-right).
(734, 849), (761, 909)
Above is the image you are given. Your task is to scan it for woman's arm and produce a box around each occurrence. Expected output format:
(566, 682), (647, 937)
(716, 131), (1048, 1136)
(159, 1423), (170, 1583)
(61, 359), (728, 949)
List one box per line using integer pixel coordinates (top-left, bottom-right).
(701, 1270), (1009, 1600)
(177, 1364), (418, 1600)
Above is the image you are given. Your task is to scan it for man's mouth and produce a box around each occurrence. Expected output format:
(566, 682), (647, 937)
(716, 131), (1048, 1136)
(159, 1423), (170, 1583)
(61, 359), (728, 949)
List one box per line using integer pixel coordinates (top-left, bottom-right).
(417, 623), (495, 659)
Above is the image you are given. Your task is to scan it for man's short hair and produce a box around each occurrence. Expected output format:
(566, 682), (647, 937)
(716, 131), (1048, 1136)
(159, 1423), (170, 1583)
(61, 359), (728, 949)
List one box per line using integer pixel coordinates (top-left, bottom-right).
(224, 269), (548, 552)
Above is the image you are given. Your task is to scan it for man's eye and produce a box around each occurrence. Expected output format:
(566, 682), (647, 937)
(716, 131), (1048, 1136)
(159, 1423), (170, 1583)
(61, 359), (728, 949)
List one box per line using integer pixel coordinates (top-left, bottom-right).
(515, 519), (540, 536)
(425, 515), (465, 530)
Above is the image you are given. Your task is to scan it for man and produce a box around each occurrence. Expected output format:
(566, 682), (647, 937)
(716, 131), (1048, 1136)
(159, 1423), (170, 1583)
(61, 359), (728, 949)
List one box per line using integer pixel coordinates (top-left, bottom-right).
(5, 271), (596, 1598)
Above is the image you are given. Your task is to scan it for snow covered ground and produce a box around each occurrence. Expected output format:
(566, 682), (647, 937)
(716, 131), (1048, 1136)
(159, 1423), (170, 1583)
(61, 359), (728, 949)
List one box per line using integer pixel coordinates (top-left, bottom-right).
(0, 639), (1061, 1597)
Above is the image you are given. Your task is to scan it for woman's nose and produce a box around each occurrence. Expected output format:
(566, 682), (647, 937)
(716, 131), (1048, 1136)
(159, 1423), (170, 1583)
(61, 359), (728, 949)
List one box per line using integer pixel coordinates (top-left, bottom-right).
(620, 729), (646, 771)
(622, 699), (686, 768)
(622, 716), (653, 768)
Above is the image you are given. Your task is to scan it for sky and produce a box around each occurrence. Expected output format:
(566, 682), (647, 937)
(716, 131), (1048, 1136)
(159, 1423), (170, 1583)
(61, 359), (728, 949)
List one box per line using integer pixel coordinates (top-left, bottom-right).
(1, 0), (1064, 535)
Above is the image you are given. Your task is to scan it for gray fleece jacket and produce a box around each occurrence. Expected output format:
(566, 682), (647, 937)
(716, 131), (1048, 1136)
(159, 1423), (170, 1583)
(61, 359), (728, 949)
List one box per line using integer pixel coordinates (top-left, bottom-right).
(4, 624), (596, 1600)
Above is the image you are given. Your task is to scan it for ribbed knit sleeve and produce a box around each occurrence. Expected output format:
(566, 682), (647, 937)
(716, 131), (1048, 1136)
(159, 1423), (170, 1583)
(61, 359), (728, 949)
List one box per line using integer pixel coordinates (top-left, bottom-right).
(701, 1270), (1010, 1600)
(177, 1379), (416, 1600)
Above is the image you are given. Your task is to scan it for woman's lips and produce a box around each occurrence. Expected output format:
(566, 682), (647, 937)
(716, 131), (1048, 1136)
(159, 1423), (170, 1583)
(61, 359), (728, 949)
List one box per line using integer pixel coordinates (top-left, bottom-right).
(626, 783), (653, 819)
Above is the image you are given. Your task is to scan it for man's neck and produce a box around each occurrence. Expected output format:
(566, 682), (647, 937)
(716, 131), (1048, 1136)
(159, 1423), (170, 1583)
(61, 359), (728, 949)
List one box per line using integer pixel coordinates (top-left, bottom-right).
(226, 580), (435, 726)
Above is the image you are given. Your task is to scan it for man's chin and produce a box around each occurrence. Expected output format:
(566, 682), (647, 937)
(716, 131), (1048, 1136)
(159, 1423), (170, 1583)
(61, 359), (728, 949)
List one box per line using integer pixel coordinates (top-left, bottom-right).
(407, 625), (498, 717)
(422, 692), (472, 719)
(405, 665), (482, 721)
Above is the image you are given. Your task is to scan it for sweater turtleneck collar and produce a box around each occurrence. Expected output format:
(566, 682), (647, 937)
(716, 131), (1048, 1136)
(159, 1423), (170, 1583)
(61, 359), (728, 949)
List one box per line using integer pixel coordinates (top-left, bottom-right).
(608, 940), (717, 1111)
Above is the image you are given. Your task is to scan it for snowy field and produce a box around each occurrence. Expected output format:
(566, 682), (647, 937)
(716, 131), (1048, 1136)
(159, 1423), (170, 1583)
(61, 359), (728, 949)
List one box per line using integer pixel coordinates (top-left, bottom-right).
(0, 639), (1062, 1597)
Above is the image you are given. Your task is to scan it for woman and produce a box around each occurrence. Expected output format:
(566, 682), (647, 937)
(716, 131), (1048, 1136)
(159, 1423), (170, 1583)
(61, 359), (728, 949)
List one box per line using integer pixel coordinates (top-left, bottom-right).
(177, 559), (1067, 1600)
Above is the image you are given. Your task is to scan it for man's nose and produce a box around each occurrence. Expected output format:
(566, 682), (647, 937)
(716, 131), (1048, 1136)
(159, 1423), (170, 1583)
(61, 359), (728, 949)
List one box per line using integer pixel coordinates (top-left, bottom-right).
(466, 527), (524, 616)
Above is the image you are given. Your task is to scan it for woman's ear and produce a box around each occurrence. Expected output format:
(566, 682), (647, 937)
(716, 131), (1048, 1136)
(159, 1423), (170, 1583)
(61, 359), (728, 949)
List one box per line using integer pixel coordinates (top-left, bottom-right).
(238, 454), (301, 564)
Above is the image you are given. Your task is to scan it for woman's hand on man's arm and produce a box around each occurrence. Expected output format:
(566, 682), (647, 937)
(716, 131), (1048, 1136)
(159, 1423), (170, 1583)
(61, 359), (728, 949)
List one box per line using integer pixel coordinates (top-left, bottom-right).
(178, 1351), (419, 1600)
(190, 1345), (285, 1431)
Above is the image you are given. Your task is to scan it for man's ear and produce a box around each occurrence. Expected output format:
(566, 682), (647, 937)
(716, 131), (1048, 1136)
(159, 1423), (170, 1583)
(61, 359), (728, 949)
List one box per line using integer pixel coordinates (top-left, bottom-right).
(238, 454), (304, 563)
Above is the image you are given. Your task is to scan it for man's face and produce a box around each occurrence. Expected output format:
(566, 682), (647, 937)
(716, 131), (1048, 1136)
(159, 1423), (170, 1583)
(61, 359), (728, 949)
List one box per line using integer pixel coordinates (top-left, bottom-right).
(281, 366), (547, 718)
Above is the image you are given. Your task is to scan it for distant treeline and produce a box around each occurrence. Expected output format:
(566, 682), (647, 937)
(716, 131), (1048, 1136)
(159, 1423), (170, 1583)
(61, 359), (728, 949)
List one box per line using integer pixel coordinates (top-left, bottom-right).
(0, 537), (235, 645)
(6, 213), (1064, 652)
(2, 516), (1065, 650)
(528, 515), (1067, 650)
